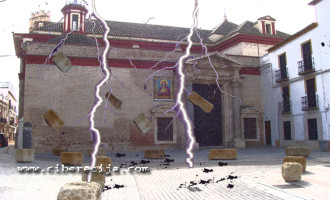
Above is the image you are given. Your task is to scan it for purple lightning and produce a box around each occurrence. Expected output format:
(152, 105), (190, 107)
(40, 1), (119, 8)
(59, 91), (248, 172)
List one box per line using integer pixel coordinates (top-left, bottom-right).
(86, 0), (111, 182)
(177, 0), (199, 168)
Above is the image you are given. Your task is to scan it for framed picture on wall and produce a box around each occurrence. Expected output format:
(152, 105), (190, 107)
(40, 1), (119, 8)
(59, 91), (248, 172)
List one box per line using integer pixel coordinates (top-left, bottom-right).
(154, 76), (175, 101)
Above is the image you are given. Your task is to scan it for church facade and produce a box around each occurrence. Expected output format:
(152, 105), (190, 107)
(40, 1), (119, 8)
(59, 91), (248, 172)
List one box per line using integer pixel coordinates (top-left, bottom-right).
(13, 1), (289, 153)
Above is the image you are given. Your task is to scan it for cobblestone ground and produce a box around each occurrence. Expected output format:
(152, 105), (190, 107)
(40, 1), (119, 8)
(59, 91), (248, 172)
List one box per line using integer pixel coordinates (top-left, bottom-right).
(0, 145), (329, 200)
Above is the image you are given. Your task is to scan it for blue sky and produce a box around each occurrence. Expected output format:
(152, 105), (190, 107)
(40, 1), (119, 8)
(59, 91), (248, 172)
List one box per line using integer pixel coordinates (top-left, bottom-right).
(0, 0), (316, 100)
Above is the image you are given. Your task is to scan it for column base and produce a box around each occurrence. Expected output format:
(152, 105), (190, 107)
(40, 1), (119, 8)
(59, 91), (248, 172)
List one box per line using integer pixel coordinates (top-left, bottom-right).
(233, 138), (246, 148)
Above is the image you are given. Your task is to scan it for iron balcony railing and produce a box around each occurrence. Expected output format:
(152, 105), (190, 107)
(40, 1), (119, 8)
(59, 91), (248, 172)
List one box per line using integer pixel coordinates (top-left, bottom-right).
(298, 57), (315, 75)
(282, 99), (291, 113)
(275, 67), (289, 83)
(301, 95), (318, 111)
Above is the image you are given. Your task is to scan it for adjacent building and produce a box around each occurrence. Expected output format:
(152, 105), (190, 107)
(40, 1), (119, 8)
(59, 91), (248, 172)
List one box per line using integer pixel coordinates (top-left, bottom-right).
(261, 0), (330, 149)
(13, 0), (289, 153)
(0, 82), (18, 142)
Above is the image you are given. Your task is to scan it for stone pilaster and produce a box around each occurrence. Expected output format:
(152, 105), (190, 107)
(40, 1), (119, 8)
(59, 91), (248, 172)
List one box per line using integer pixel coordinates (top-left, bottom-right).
(232, 77), (245, 148)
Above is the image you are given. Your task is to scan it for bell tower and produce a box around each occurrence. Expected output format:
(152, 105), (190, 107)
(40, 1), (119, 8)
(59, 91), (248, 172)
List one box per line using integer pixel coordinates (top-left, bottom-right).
(61, 0), (88, 34)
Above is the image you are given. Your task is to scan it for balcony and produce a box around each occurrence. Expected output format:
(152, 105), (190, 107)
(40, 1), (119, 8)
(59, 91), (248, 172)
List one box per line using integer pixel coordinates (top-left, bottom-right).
(301, 95), (318, 111)
(0, 117), (7, 124)
(275, 68), (288, 83)
(282, 99), (291, 114)
(298, 57), (315, 75)
(9, 120), (16, 126)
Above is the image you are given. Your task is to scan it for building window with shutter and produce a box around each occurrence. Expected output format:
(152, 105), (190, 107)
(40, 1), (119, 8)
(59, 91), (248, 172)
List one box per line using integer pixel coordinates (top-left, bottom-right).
(243, 118), (257, 139)
(157, 117), (173, 141)
(307, 118), (318, 140)
(283, 121), (291, 140)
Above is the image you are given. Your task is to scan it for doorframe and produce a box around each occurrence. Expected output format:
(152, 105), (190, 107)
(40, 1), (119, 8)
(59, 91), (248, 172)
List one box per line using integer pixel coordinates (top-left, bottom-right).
(192, 83), (224, 146)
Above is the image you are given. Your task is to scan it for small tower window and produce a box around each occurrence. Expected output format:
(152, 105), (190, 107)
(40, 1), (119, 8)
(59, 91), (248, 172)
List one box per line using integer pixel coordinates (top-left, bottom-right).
(266, 24), (271, 34)
(72, 14), (79, 31)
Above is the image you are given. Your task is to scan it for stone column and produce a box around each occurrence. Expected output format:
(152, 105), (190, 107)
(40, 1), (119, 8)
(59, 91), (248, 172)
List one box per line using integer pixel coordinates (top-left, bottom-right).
(232, 77), (245, 148)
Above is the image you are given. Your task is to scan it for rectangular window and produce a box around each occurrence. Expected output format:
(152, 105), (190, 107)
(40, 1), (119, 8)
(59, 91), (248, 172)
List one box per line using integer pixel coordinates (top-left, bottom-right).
(307, 118), (318, 140)
(279, 53), (287, 79)
(243, 118), (257, 139)
(302, 41), (312, 70)
(72, 15), (79, 31)
(266, 24), (271, 34)
(157, 117), (173, 141)
(306, 78), (317, 108)
(283, 121), (291, 140)
(282, 86), (290, 113)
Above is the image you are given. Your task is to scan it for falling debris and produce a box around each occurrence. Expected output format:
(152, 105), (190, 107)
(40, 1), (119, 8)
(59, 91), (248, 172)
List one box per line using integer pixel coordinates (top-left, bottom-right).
(202, 168), (213, 173)
(216, 178), (225, 183)
(115, 153), (126, 158)
(188, 181), (197, 187)
(178, 173), (239, 190)
(103, 184), (125, 192)
(199, 179), (212, 185)
(52, 52), (72, 73)
(188, 92), (214, 113)
(134, 113), (152, 134)
(140, 160), (150, 164)
(218, 162), (228, 166)
(164, 158), (174, 163)
(43, 109), (64, 131)
(128, 161), (138, 167)
(113, 184), (124, 189)
(227, 175), (238, 180)
(105, 92), (123, 109)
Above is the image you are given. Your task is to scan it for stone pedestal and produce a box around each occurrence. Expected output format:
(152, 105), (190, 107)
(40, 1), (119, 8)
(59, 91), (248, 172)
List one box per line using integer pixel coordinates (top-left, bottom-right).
(57, 181), (102, 200)
(61, 152), (84, 165)
(208, 149), (237, 160)
(233, 138), (246, 148)
(285, 147), (310, 157)
(15, 149), (35, 162)
(282, 162), (302, 182)
(144, 150), (165, 159)
(96, 156), (112, 171)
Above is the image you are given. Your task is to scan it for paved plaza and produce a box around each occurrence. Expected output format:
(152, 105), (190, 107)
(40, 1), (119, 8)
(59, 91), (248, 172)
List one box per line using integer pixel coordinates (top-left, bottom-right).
(0, 145), (329, 200)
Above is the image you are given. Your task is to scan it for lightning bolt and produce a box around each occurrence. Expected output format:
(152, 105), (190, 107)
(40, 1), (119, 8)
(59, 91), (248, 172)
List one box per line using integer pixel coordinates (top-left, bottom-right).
(177, 0), (199, 168)
(86, 0), (111, 182)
